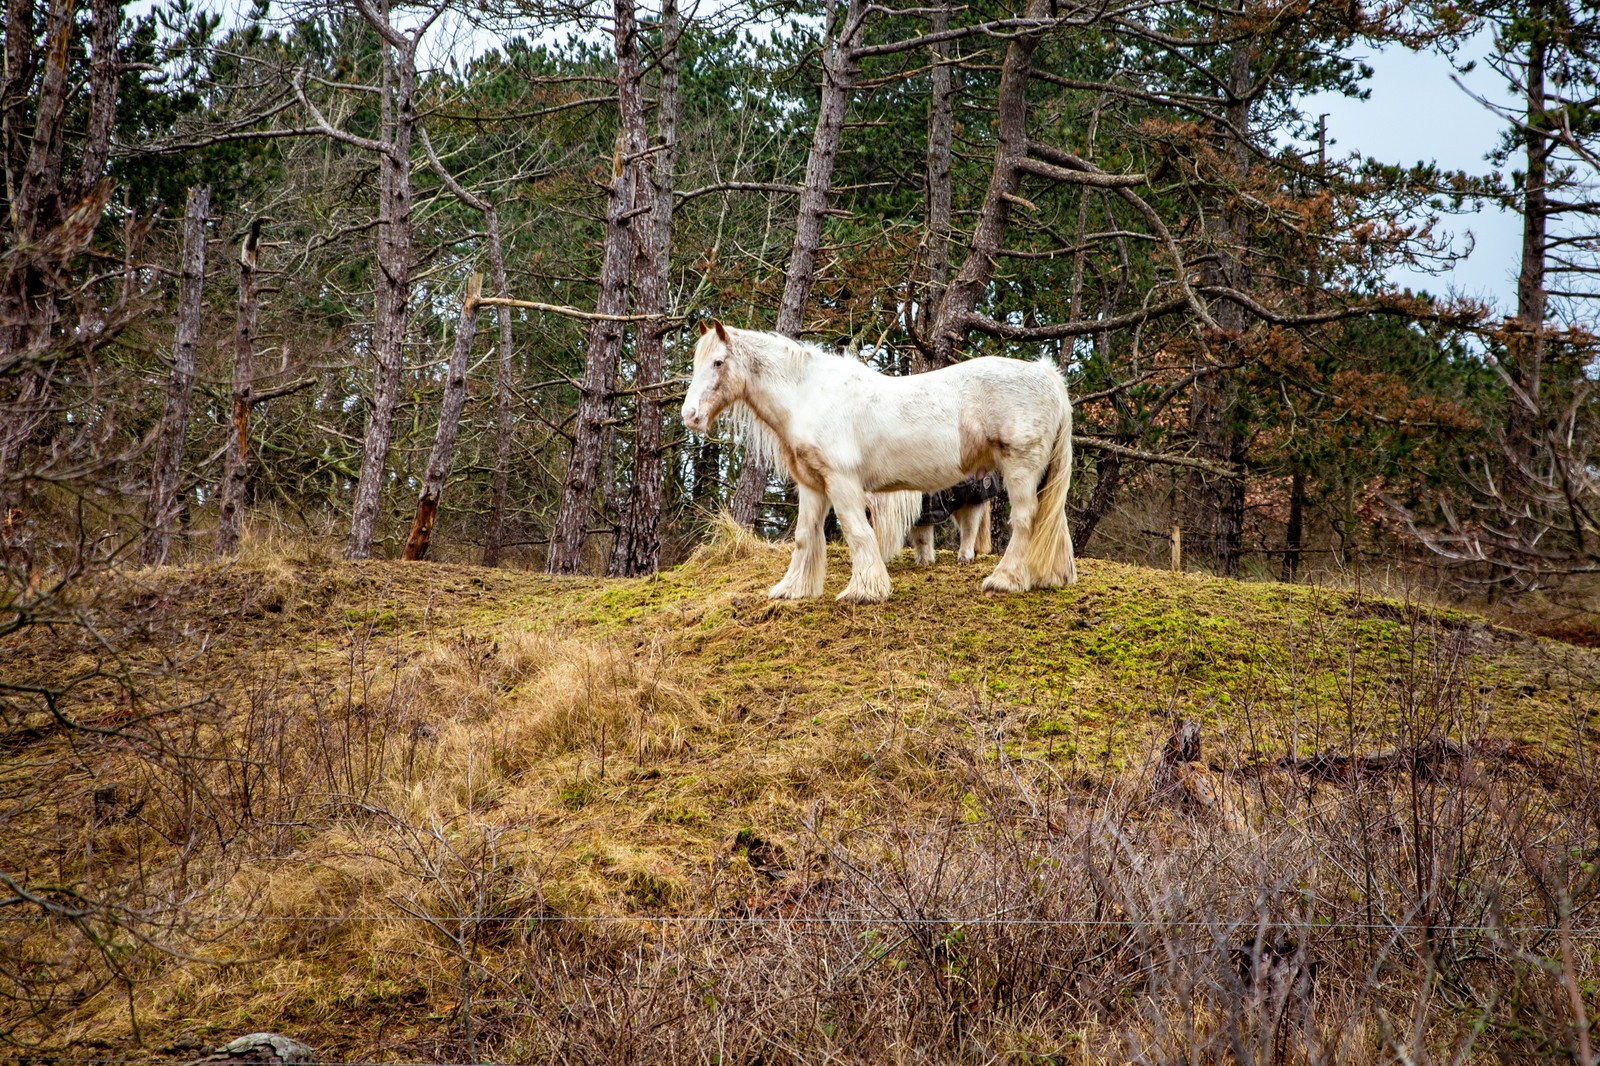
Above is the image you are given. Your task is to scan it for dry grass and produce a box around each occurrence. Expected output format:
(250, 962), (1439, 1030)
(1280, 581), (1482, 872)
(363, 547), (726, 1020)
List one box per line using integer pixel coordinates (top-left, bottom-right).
(1, 526), (1597, 1061)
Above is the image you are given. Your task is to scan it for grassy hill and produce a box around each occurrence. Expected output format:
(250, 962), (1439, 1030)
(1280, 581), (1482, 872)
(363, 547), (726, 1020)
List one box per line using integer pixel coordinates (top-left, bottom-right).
(3, 532), (1597, 1063)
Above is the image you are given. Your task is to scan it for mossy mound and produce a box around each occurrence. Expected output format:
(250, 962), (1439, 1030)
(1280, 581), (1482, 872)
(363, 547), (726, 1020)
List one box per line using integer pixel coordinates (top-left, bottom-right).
(2, 539), (1596, 1055)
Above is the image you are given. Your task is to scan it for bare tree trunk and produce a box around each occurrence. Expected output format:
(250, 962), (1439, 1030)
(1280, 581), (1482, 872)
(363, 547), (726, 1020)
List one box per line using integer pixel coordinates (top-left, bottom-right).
(142, 184), (210, 567)
(480, 208), (516, 567)
(911, 0), (956, 373)
(1186, 34), (1253, 577)
(74, 0), (119, 202)
(1281, 467), (1304, 582)
(0, 0), (35, 204)
(402, 275), (482, 561)
(345, 3), (416, 560)
(728, 0), (868, 526)
(216, 218), (262, 558)
(1073, 452), (1121, 550)
(692, 438), (721, 511)
(0, 0), (72, 491)
(546, 0), (646, 574)
(925, 0), (1051, 368)
(610, 0), (680, 576)
(415, 127), (517, 568)
(1510, 0), (1550, 454)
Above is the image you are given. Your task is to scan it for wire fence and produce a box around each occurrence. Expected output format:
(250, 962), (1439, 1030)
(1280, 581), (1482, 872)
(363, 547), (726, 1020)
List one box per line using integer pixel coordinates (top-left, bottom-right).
(2, 911), (1597, 935)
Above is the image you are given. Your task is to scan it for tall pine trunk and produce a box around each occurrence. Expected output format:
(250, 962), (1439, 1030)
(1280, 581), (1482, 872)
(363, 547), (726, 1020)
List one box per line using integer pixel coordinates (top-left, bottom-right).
(417, 127), (518, 568)
(1185, 34), (1253, 577)
(1510, 0), (1550, 459)
(546, 0), (647, 574)
(402, 275), (481, 560)
(911, 0), (956, 373)
(345, 6), (416, 560)
(142, 185), (209, 567)
(610, 0), (680, 576)
(924, 0), (1051, 367)
(216, 219), (262, 558)
(0, 0), (116, 495)
(728, 0), (868, 526)
(480, 208), (516, 567)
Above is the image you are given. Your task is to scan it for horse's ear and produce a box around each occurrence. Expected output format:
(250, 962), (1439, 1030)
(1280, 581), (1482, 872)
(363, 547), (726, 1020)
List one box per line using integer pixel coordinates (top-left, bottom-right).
(697, 320), (709, 336)
(713, 320), (730, 344)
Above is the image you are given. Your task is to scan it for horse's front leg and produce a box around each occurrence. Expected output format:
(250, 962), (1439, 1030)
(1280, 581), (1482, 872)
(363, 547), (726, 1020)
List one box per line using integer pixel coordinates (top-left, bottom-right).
(911, 524), (936, 566)
(769, 485), (829, 599)
(830, 479), (893, 604)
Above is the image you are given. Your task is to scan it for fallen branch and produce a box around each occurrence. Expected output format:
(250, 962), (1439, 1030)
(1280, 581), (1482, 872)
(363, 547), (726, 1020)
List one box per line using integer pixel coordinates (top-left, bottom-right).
(472, 295), (676, 324)
(1073, 435), (1244, 480)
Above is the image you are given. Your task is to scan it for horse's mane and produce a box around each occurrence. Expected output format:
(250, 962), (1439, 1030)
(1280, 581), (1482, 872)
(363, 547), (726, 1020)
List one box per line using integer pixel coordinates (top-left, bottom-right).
(723, 329), (874, 476)
(726, 401), (784, 471)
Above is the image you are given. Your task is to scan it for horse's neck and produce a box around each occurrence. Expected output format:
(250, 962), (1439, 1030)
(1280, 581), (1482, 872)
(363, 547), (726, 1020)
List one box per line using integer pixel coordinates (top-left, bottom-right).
(738, 334), (812, 418)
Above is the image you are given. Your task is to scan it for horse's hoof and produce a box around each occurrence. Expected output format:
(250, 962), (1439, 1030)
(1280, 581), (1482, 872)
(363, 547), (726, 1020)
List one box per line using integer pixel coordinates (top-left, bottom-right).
(836, 579), (890, 604)
(956, 552), (975, 564)
(768, 581), (819, 600)
(981, 570), (1027, 594)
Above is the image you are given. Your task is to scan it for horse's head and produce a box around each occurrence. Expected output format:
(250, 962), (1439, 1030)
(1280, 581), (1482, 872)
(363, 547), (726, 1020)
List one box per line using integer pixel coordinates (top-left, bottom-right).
(681, 320), (741, 432)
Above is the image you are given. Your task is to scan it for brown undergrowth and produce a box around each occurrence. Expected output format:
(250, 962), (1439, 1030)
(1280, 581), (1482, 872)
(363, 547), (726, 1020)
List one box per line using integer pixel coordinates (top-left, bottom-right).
(1, 527), (1597, 1062)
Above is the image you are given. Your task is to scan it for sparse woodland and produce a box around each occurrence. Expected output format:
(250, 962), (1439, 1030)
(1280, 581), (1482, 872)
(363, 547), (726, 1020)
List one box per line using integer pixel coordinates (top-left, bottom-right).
(2, 0), (1599, 1060)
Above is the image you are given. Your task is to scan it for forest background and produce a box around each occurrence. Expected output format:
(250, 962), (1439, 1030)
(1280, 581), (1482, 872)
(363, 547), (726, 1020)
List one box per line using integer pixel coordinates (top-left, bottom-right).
(1, 0), (1598, 604)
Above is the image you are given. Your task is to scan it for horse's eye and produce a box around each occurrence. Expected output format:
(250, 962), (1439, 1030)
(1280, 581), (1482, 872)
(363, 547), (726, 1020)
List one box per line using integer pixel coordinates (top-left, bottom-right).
(713, 358), (724, 368)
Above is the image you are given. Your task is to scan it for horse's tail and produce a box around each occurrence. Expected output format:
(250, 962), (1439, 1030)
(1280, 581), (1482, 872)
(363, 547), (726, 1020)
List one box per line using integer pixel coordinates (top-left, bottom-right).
(869, 490), (921, 562)
(1023, 362), (1078, 587)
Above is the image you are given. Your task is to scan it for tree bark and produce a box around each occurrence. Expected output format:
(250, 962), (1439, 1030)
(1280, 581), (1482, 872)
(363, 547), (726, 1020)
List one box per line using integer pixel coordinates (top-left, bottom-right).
(1073, 451), (1121, 551)
(479, 207), (516, 568)
(924, 0), (1051, 369)
(142, 184), (210, 567)
(476, 204), (515, 563)
(546, 0), (647, 574)
(728, 0), (869, 526)
(911, 0), (956, 373)
(416, 126), (517, 568)
(610, 0), (680, 576)
(216, 218), (262, 558)
(1185, 32), (1253, 577)
(75, 0), (119, 202)
(344, 2), (416, 560)
(1281, 466), (1304, 582)
(1, 0), (35, 205)
(13, 0), (70, 244)
(402, 275), (482, 561)
(0, 0), (71, 491)
(692, 438), (721, 511)
(1509, 0), (1550, 459)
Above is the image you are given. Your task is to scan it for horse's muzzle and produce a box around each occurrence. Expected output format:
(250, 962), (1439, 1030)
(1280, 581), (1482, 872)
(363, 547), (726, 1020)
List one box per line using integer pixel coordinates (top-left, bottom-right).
(681, 405), (707, 432)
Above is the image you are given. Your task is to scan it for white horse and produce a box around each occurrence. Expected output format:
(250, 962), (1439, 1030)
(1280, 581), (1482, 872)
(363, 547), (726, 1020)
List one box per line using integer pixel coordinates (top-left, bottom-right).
(681, 322), (1077, 603)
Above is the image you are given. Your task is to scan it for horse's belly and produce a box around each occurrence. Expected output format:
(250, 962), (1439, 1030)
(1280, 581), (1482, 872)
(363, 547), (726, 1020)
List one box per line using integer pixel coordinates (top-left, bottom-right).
(859, 437), (968, 493)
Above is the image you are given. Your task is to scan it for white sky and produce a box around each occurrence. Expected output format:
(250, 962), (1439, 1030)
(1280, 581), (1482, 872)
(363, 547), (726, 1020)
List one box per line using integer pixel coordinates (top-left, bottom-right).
(1304, 35), (1523, 313)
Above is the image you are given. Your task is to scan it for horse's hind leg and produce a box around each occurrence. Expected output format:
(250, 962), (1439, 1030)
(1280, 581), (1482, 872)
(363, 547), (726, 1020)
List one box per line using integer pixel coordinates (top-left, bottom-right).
(912, 525), (935, 566)
(769, 485), (828, 599)
(830, 479), (893, 604)
(953, 503), (986, 563)
(983, 463), (1039, 593)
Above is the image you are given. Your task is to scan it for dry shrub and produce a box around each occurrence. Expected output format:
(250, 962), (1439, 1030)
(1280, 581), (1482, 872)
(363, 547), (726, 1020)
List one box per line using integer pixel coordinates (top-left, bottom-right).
(686, 510), (787, 568)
